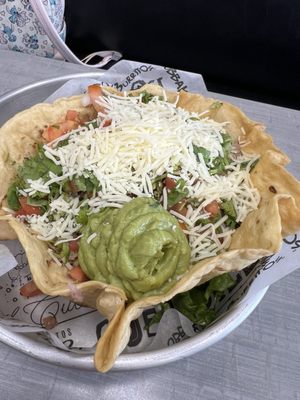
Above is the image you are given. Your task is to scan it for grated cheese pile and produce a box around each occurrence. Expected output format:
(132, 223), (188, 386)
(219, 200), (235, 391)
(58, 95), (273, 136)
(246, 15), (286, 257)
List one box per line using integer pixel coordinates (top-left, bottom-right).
(22, 89), (260, 263)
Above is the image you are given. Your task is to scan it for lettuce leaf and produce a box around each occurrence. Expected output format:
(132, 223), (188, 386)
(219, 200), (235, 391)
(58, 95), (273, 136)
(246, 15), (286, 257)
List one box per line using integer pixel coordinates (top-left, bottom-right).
(144, 273), (236, 330)
(220, 199), (239, 229)
(18, 144), (62, 182)
(171, 273), (236, 327)
(193, 144), (210, 165)
(6, 183), (20, 211)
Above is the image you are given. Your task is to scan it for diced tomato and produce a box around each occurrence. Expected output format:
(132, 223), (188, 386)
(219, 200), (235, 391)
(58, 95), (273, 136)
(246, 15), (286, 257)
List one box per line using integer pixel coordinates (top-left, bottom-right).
(42, 119), (78, 143)
(178, 221), (187, 231)
(15, 208), (25, 217)
(204, 200), (220, 216)
(165, 177), (177, 190)
(42, 125), (61, 142)
(66, 109), (79, 121)
(102, 118), (112, 127)
(20, 281), (42, 297)
(170, 200), (188, 217)
(88, 84), (106, 113)
(69, 240), (79, 253)
(68, 265), (88, 283)
(68, 180), (79, 195)
(58, 119), (78, 132)
(15, 197), (41, 216)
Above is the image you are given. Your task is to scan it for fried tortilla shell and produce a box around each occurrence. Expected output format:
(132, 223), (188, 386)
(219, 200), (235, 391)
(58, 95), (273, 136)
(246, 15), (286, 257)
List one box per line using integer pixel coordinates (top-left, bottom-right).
(2, 215), (126, 323)
(0, 96), (96, 240)
(1, 85), (300, 372)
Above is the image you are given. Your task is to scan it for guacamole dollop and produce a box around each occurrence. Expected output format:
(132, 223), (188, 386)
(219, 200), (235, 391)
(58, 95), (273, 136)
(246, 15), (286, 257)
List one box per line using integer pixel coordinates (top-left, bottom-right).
(78, 197), (191, 300)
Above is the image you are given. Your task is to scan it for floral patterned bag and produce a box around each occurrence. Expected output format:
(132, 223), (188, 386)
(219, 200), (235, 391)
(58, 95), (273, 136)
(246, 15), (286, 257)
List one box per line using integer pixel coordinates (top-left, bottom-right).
(0, 0), (121, 67)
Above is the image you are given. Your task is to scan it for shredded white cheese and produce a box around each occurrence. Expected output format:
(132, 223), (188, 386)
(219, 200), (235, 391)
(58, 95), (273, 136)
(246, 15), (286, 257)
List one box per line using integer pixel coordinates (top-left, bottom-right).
(21, 91), (260, 263)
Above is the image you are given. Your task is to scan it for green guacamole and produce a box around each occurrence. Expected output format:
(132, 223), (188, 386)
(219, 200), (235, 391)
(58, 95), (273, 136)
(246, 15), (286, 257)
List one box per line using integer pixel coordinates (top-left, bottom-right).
(78, 197), (191, 300)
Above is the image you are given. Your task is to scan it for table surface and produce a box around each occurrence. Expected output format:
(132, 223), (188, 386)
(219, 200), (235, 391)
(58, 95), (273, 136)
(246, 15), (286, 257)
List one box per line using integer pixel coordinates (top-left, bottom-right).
(1, 50), (300, 400)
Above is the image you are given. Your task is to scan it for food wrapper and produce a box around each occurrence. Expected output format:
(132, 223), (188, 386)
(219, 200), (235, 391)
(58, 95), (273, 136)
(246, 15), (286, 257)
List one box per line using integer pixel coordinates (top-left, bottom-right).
(0, 60), (299, 361)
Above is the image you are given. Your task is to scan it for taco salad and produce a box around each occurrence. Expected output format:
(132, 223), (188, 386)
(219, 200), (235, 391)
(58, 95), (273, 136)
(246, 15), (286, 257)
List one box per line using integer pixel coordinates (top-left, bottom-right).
(1, 84), (300, 372)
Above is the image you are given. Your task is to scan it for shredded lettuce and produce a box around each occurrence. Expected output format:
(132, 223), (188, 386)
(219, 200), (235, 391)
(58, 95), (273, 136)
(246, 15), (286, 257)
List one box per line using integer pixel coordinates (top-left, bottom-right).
(171, 273), (236, 327)
(144, 273), (236, 330)
(204, 273), (236, 301)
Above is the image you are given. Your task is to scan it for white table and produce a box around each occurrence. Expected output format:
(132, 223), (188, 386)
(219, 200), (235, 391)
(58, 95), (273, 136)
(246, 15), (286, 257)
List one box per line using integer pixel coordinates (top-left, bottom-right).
(1, 50), (300, 400)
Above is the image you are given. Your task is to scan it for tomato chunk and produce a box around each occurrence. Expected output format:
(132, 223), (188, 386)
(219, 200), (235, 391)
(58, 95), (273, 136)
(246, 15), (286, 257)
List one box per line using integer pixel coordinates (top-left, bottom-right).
(42, 125), (62, 142)
(20, 281), (42, 297)
(16, 197), (41, 216)
(170, 200), (188, 217)
(102, 118), (112, 127)
(165, 177), (177, 190)
(204, 200), (220, 216)
(42, 119), (78, 143)
(69, 240), (79, 253)
(178, 221), (187, 231)
(68, 180), (79, 195)
(87, 84), (106, 113)
(68, 266), (88, 283)
(66, 109), (79, 121)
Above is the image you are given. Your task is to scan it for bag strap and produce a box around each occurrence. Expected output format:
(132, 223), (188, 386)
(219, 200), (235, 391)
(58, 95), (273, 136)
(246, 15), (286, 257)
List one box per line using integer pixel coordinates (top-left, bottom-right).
(29, 0), (122, 68)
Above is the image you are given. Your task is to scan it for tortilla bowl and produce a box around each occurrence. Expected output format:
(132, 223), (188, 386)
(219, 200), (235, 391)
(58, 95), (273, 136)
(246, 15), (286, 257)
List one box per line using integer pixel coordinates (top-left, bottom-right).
(1, 84), (300, 372)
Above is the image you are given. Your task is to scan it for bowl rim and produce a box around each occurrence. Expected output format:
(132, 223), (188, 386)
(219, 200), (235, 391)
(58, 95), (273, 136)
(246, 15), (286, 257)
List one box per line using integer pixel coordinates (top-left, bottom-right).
(0, 287), (268, 371)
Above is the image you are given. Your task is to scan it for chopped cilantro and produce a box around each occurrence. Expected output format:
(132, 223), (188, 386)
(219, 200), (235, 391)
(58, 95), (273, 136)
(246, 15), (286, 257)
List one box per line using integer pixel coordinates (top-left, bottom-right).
(26, 197), (48, 207)
(56, 139), (69, 148)
(195, 213), (223, 234)
(193, 133), (233, 175)
(58, 242), (70, 263)
(167, 178), (188, 208)
(76, 206), (89, 225)
(140, 91), (154, 104)
(220, 199), (236, 219)
(18, 144), (62, 182)
(74, 176), (87, 192)
(209, 133), (232, 175)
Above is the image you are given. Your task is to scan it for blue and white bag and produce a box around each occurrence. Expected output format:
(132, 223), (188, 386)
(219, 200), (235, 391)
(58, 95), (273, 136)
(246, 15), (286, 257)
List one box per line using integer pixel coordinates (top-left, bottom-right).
(0, 0), (122, 67)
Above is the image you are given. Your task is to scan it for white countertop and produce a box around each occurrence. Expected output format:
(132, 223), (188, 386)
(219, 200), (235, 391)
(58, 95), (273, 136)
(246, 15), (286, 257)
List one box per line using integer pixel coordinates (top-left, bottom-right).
(1, 50), (300, 400)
